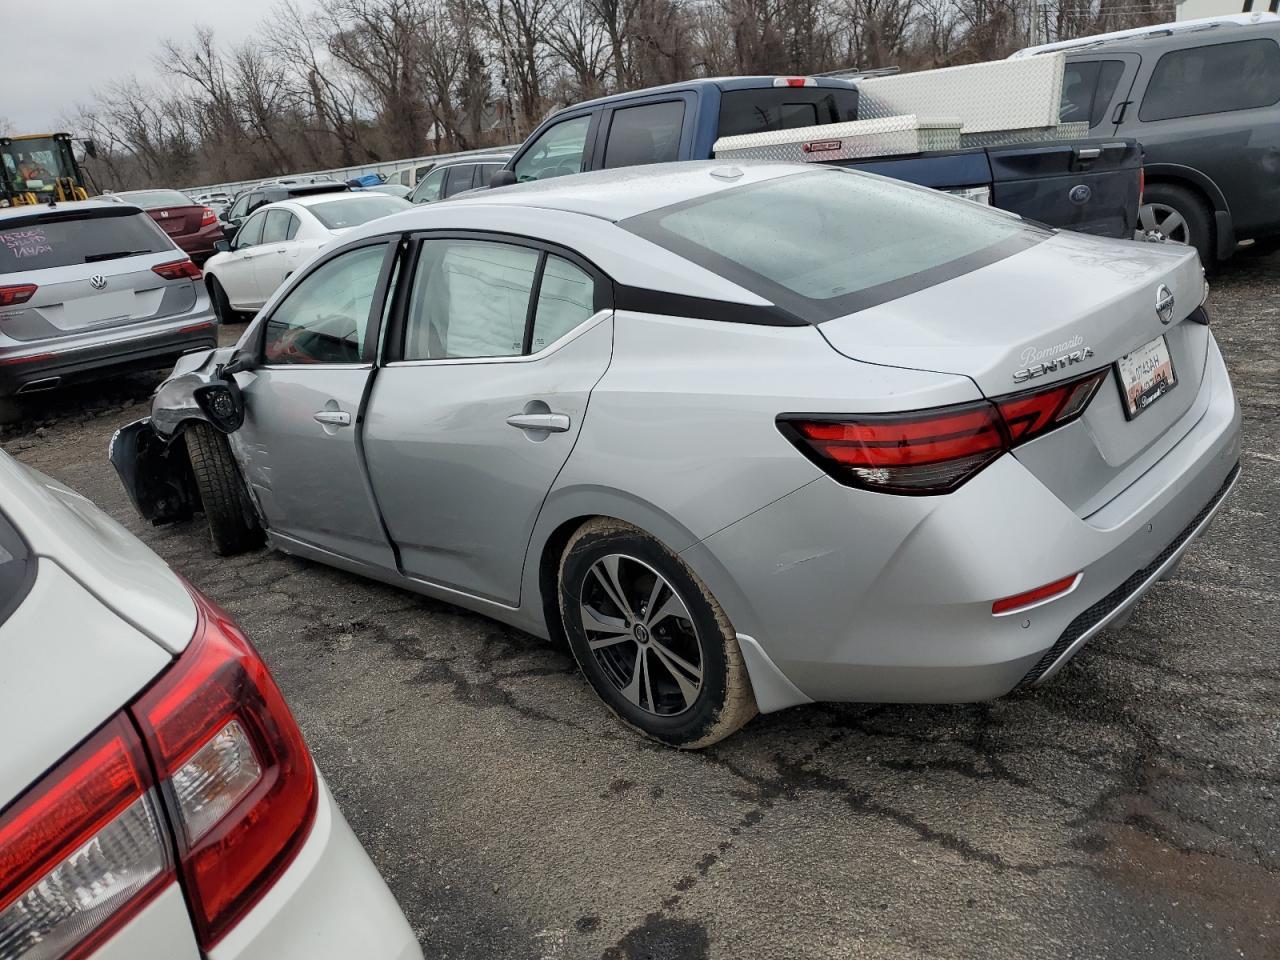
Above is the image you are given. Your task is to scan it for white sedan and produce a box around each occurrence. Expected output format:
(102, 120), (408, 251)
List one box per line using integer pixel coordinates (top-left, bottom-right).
(204, 194), (411, 321)
(0, 447), (421, 959)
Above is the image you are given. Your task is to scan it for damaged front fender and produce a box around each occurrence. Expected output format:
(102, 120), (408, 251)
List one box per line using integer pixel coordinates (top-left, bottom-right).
(109, 418), (199, 524)
(150, 345), (238, 437)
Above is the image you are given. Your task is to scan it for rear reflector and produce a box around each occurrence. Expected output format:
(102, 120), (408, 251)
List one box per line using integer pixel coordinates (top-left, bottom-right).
(780, 367), (1109, 495)
(773, 76), (816, 87)
(992, 573), (1082, 615)
(132, 584), (317, 948)
(179, 322), (215, 335)
(0, 353), (56, 367)
(152, 259), (202, 281)
(0, 285), (36, 308)
(0, 718), (172, 960)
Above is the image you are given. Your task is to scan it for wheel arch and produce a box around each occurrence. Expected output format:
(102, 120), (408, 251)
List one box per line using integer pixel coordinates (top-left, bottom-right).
(1142, 164), (1235, 259)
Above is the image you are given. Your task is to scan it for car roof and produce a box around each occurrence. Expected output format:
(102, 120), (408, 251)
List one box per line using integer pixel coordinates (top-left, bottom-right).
(444, 160), (810, 222)
(1016, 12), (1279, 56)
(550, 76), (856, 116)
(0, 198), (141, 223)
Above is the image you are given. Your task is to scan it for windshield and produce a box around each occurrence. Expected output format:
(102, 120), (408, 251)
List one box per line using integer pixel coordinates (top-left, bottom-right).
(622, 169), (1045, 322)
(309, 195), (411, 229)
(113, 189), (196, 209)
(0, 209), (171, 271)
(2, 137), (69, 191)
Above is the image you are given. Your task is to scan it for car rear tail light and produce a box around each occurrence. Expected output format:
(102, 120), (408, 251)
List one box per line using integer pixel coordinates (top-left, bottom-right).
(131, 584), (317, 948)
(0, 285), (36, 308)
(200, 207), (217, 227)
(0, 718), (172, 960)
(780, 367), (1108, 495)
(152, 259), (202, 281)
(992, 573), (1081, 615)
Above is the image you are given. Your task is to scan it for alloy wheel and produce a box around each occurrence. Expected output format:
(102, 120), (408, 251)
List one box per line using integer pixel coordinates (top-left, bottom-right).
(1137, 202), (1190, 245)
(578, 554), (704, 717)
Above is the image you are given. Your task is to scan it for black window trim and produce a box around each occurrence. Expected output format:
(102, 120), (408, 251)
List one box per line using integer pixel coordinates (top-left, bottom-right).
(380, 229), (612, 365)
(618, 168), (1051, 324)
(252, 235), (399, 368)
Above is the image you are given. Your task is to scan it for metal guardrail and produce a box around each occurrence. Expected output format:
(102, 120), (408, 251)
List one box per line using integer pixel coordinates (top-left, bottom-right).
(181, 143), (519, 197)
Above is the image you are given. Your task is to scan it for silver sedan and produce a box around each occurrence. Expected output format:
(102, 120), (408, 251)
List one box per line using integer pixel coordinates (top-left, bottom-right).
(110, 162), (1242, 748)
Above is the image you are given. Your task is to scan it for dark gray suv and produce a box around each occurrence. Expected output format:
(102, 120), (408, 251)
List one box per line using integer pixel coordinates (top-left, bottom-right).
(1039, 17), (1280, 263)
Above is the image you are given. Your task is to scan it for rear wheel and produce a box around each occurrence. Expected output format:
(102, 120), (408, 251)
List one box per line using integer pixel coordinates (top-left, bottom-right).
(207, 276), (237, 325)
(1137, 183), (1213, 265)
(558, 518), (757, 748)
(184, 421), (264, 555)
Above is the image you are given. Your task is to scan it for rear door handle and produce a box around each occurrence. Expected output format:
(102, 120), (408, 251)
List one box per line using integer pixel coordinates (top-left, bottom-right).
(313, 410), (352, 427)
(506, 412), (570, 433)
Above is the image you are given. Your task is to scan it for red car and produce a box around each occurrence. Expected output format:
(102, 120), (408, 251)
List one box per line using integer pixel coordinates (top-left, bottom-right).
(108, 189), (225, 265)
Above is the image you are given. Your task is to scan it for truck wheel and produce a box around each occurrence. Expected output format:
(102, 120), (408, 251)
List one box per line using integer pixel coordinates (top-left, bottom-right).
(558, 518), (758, 749)
(1138, 183), (1213, 265)
(184, 421), (264, 555)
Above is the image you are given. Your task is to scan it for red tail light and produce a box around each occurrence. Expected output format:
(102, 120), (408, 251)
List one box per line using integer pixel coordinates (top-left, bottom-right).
(200, 207), (217, 227)
(780, 367), (1109, 495)
(152, 259), (202, 281)
(132, 585), (317, 948)
(0, 284), (37, 307)
(0, 718), (172, 960)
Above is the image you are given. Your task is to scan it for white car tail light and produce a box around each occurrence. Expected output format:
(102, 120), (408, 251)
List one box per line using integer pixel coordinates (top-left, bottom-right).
(0, 719), (172, 960)
(0, 584), (316, 958)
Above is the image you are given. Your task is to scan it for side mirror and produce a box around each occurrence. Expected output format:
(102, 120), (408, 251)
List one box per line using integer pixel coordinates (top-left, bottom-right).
(192, 379), (245, 433)
(489, 169), (518, 189)
(213, 239), (231, 254)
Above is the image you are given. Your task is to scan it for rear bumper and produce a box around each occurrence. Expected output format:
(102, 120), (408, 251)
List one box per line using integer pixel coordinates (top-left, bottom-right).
(175, 224), (229, 263)
(0, 318), (217, 397)
(688, 331), (1242, 705)
(209, 774), (421, 960)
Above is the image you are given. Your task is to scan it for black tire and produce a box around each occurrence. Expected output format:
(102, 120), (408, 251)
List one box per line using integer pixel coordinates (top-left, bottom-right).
(207, 276), (236, 325)
(559, 518), (757, 748)
(0, 397), (23, 426)
(1140, 182), (1214, 265)
(184, 421), (264, 555)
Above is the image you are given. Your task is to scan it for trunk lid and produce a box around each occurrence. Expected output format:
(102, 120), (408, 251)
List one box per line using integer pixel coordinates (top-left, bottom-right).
(148, 204), (208, 239)
(818, 232), (1208, 515)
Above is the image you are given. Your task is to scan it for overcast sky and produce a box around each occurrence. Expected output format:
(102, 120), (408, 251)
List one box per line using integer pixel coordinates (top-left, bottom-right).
(5, 0), (317, 132)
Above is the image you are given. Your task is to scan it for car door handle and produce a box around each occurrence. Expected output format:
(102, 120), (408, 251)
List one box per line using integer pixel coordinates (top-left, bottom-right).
(506, 412), (570, 433)
(313, 410), (352, 427)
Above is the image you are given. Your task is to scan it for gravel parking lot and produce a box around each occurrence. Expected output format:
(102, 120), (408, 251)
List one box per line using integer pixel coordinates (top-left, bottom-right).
(4, 247), (1278, 960)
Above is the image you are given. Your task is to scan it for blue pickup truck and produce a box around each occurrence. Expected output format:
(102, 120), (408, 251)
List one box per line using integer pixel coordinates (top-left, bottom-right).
(489, 76), (1143, 238)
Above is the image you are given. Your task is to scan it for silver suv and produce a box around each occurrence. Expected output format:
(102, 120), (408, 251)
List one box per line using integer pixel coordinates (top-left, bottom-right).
(0, 200), (217, 420)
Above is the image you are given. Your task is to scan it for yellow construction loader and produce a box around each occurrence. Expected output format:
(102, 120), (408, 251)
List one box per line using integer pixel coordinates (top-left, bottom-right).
(0, 133), (96, 206)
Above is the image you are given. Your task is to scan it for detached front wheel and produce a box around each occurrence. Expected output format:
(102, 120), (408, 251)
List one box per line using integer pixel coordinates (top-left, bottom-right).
(184, 421), (263, 555)
(559, 519), (757, 748)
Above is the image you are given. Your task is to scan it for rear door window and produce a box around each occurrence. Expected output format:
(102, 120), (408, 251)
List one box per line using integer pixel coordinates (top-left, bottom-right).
(262, 209), (292, 244)
(717, 89), (860, 138)
(0, 209), (170, 272)
(1139, 38), (1280, 121)
(603, 101), (685, 168)
(442, 165), (477, 198)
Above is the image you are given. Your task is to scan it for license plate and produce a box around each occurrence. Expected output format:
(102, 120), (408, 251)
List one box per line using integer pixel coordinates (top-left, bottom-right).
(1115, 335), (1177, 420)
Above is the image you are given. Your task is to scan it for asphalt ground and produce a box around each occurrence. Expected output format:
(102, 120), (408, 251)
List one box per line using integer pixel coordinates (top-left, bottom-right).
(4, 246), (1278, 960)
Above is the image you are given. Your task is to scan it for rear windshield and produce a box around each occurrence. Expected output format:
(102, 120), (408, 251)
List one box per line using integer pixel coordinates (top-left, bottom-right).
(717, 88), (860, 138)
(621, 170), (1044, 322)
(0, 209), (171, 272)
(309, 195), (410, 229)
(112, 190), (195, 209)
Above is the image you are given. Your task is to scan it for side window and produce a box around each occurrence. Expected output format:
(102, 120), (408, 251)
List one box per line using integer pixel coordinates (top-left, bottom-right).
(1091, 61), (1126, 127)
(403, 240), (539, 361)
(531, 256), (596, 351)
(262, 244), (386, 365)
(603, 101), (685, 169)
(234, 212), (267, 249)
(477, 163), (502, 186)
(228, 195), (249, 220)
(411, 166), (447, 204)
(245, 192), (265, 215)
(284, 213), (301, 240)
(1140, 39), (1280, 121)
(262, 209), (292, 244)
(513, 115), (592, 182)
(442, 165), (476, 198)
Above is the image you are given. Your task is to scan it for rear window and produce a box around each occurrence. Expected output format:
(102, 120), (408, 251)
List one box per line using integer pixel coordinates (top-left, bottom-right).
(717, 88), (860, 138)
(622, 170), (1044, 322)
(112, 190), (194, 209)
(1139, 38), (1280, 121)
(0, 210), (171, 272)
(0, 510), (32, 630)
(308, 196), (410, 229)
